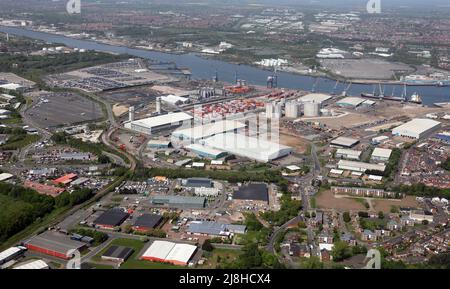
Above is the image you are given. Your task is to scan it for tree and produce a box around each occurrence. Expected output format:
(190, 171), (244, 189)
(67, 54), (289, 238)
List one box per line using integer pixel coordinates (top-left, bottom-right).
(378, 211), (384, 219)
(343, 212), (351, 223)
(202, 239), (214, 252)
(98, 155), (110, 164)
(299, 257), (324, 269)
(331, 241), (352, 262)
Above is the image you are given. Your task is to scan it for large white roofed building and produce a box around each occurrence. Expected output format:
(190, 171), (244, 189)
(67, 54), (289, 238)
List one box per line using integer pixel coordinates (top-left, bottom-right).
(202, 133), (293, 163)
(338, 160), (386, 173)
(124, 112), (193, 135)
(299, 93), (332, 103)
(172, 120), (246, 142)
(392, 118), (441, 139)
(140, 241), (197, 266)
(371, 148), (392, 162)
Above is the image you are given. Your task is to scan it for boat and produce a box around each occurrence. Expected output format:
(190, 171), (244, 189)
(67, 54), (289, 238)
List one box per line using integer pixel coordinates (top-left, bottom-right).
(410, 92), (422, 104)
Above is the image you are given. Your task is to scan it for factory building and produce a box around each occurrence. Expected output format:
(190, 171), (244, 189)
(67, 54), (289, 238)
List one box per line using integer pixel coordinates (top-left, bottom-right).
(187, 221), (247, 237)
(335, 149), (362, 160)
(336, 97), (365, 108)
(392, 118), (441, 139)
(303, 101), (321, 117)
(14, 260), (49, 269)
(194, 187), (219, 197)
(94, 208), (129, 229)
(125, 112), (193, 135)
(149, 195), (206, 209)
(101, 246), (134, 263)
(338, 160), (386, 173)
(186, 143), (227, 159)
(172, 120), (246, 142)
(0, 247), (26, 265)
(52, 173), (78, 186)
(183, 178), (213, 188)
(202, 133), (293, 163)
(371, 148), (393, 162)
(24, 231), (86, 260)
(141, 241), (197, 266)
(148, 139), (171, 149)
(233, 183), (269, 204)
(330, 137), (360, 148)
(299, 93), (332, 104)
(132, 214), (163, 232)
(332, 187), (398, 198)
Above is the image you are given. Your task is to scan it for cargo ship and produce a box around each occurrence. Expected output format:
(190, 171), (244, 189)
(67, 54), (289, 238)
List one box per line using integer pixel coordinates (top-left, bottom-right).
(361, 84), (422, 104)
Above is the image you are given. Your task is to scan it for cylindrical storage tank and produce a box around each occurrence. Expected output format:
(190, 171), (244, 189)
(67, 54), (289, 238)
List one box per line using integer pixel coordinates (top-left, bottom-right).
(285, 101), (299, 118)
(274, 102), (282, 118)
(304, 101), (320, 117)
(266, 102), (274, 118)
(156, 97), (162, 114)
(129, 106), (135, 122)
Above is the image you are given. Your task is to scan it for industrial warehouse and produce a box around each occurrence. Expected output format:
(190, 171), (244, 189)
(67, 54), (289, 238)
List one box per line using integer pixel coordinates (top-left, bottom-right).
(132, 214), (163, 232)
(149, 195), (207, 209)
(94, 208), (130, 229)
(186, 143), (227, 159)
(141, 240), (197, 266)
(124, 112), (193, 135)
(172, 120), (246, 142)
(330, 136), (360, 148)
(233, 183), (269, 204)
(187, 221), (247, 237)
(201, 133), (293, 162)
(24, 231), (86, 260)
(101, 246), (134, 263)
(337, 160), (386, 173)
(392, 118), (441, 139)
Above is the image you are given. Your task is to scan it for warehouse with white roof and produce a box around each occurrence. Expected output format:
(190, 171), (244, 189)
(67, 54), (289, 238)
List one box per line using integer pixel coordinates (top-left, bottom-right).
(336, 97), (365, 108)
(371, 148), (392, 162)
(299, 93), (332, 103)
(141, 240), (197, 266)
(186, 143), (227, 159)
(392, 118), (441, 139)
(336, 149), (362, 160)
(202, 133), (293, 163)
(14, 260), (49, 269)
(338, 160), (386, 173)
(125, 112), (193, 135)
(172, 120), (246, 142)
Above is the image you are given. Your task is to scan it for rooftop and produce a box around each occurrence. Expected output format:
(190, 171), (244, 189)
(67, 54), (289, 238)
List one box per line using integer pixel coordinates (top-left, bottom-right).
(187, 221), (247, 236)
(234, 183), (269, 202)
(24, 231), (85, 255)
(331, 136), (360, 148)
(128, 112), (193, 129)
(172, 120), (246, 141)
(133, 214), (163, 229)
(299, 93), (332, 103)
(393, 118), (441, 135)
(371, 148), (392, 159)
(94, 208), (129, 227)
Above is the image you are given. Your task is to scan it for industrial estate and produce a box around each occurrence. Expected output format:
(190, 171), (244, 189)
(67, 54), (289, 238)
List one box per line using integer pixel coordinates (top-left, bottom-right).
(0, 0), (448, 271)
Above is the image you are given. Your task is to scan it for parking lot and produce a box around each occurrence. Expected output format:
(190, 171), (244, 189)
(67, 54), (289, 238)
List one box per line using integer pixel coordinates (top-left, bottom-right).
(24, 92), (103, 129)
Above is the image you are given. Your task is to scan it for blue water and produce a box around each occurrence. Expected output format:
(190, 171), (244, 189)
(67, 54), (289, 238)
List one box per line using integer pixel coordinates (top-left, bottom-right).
(1, 26), (449, 106)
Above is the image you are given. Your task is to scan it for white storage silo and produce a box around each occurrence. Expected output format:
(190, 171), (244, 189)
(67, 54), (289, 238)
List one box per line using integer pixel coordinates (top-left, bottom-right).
(303, 101), (320, 117)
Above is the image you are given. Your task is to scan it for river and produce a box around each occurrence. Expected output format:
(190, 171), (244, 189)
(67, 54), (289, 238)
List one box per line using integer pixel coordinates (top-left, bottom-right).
(1, 26), (449, 106)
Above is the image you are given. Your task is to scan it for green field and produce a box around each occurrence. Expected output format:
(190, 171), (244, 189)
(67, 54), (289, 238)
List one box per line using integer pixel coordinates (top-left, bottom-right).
(198, 248), (241, 269)
(91, 238), (183, 269)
